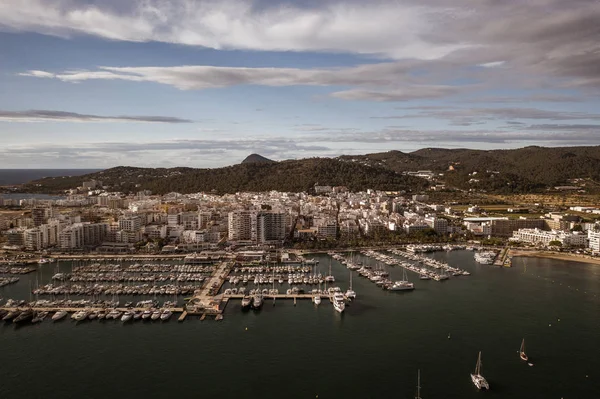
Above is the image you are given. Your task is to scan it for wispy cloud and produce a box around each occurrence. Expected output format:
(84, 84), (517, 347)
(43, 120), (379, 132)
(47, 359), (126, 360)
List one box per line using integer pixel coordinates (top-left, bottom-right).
(0, 110), (192, 123)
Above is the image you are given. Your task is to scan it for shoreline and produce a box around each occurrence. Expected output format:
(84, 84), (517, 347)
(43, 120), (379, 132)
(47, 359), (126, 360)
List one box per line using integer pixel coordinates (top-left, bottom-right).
(508, 249), (600, 266)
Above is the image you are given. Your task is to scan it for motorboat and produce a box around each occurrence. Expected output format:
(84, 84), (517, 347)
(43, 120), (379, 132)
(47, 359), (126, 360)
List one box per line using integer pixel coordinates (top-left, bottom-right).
(314, 295), (322, 305)
(160, 309), (173, 321)
(333, 293), (345, 313)
(52, 310), (68, 321)
(13, 309), (34, 324)
(142, 309), (153, 320)
(241, 295), (252, 310)
(251, 293), (263, 310)
(121, 310), (134, 322)
(151, 309), (162, 320)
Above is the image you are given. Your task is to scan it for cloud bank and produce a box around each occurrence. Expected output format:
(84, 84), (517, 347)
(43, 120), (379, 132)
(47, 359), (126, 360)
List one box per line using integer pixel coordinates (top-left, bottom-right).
(0, 110), (192, 123)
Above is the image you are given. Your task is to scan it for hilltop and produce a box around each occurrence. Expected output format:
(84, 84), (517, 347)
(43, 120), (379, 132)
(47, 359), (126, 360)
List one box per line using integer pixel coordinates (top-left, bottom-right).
(240, 154), (275, 164)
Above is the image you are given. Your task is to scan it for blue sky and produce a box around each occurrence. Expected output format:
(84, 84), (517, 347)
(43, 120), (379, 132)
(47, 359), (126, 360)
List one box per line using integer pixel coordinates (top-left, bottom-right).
(0, 0), (599, 168)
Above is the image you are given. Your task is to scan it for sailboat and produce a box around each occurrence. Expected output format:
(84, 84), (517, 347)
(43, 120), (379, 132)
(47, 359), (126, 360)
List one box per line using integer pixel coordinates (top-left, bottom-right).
(470, 351), (490, 390)
(325, 260), (335, 282)
(519, 338), (529, 361)
(345, 271), (357, 299)
(415, 369), (422, 399)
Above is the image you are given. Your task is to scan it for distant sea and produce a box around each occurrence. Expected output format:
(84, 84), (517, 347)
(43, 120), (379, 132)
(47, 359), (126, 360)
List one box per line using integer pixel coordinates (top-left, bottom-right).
(0, 169), (102, 185)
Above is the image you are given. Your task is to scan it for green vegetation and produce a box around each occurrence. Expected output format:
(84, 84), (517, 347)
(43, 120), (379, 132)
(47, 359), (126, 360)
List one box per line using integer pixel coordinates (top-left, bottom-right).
(22, 159), (428, 195)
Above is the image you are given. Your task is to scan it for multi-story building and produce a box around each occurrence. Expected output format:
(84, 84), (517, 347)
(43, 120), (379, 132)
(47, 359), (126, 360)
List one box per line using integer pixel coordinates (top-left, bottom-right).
(119, 215), (142, 232)
(425, 216), (448, 235)
(82, 223), (109, 246)
(59, 224), (84, 250)
(24, 228), (43, 251)
(228, 211), (258, 242)
(490, 218), (546, 237)
(5, 229), (25, 247)
(588, 230), (600, 252)
(257, 211), (287, 243)
(31, 207), (48, 227)
(511, 228), (587, 246)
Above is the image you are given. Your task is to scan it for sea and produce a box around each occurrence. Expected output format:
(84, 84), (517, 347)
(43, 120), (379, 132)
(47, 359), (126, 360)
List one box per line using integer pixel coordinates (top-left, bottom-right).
(0, 169), (101, 186)
(1, 251), (599, 399)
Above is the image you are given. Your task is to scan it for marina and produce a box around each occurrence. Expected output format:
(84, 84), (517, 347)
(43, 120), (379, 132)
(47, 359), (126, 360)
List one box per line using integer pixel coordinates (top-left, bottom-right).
(1, 250), (599, 398)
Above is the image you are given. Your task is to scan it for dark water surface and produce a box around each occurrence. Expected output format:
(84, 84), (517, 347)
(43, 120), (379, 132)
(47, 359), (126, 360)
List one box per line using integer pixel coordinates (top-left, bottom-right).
(1, 251), (599, 399)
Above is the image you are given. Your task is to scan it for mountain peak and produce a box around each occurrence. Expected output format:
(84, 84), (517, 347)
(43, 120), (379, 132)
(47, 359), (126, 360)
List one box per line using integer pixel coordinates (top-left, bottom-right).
(241, 154), (275, 164)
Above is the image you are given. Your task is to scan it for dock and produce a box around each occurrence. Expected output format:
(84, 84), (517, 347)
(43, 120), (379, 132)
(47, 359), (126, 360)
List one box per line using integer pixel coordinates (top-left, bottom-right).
(178, 311), (187, 322)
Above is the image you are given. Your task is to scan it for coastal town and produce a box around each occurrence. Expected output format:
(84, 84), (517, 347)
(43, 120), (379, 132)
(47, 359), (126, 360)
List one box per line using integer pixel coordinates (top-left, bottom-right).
(1, 178), (600, 257)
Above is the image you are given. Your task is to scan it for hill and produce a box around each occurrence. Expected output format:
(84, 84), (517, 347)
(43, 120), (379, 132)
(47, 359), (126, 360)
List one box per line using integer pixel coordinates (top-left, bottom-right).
(341, 146), (600, 193)
(21, 158), (428, 195)
(241, 154), (275, 164)
(17, 146), (600, 195)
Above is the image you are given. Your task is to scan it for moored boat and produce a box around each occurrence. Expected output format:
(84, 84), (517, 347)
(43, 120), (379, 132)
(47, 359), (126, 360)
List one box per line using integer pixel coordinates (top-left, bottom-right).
(52, 310), (68, 321)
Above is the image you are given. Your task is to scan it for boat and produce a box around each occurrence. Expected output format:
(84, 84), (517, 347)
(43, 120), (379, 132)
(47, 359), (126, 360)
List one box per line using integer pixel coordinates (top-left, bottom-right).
(3, 310), (20, 321)
(31, 311), (48, 323)
(470, 351), (490, 390)
(71, 309), (89, 322)
(252, 293), (263, 310)
(52, 310), (68, 321)
(345, 272), (357, 299)
(388, 269), (415, 291)
(333, 292), (345, 313)
(121, 310), (134, 322)
(151, 309), (162, 320)
(97, 312), (107, 320)
(325, 260), (335, 282)
(415, 369), (422, 399)
(133, 311), (143, 320)
(215, 314), (224, 321)
(13, 309), (34, 323)
(519, 338), (529, 361)
(314, 295), (321, 305)
(142, 309), (153, 320)
(88, 311), (98, 320)
(160, 309), (172, 321)
(106, 309), (120, 320)
(241, 295), (252, 310)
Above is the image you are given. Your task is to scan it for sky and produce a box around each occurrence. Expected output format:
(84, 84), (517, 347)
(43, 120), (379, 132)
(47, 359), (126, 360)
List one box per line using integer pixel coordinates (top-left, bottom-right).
(0, 0), (599, 168)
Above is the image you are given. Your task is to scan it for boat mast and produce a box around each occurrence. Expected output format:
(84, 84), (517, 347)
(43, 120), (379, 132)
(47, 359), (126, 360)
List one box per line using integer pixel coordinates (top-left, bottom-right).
(475, 352), (482, 375)
(415, 369), (422, 399)
(520, 338), (525, 354)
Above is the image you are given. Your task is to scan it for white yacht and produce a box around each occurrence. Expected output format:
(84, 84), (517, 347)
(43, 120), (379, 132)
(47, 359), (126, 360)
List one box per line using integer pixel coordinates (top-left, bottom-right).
(121, 310), (134, 322)
(314, 295), (322, 305)
(471, 351), (490, 390)
(389, 269), (414, 291)
(52, 310), (68, 321)
(160, 309), (173, 321)
(333, 293), (345, 313)
(151, 309), (162, 320)
(252, 293), (263, 310)
(142, 309), (153, 320)
(71, 309), (89, 321)
(241, 295), (252, 309)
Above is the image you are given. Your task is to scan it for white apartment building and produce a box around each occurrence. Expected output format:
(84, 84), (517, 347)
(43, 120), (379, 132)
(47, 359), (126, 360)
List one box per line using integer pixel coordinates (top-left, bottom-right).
(511, 228), (587, 246)
(24, 228), (43, 251)
(119, 215), (142, 232)
(228, 211), (258, 242)
(59, 224), (84, 250)
(587, 230), (600, 252)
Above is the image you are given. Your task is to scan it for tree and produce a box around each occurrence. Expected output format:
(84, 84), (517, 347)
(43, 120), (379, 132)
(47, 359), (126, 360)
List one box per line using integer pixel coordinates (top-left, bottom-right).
(548, 240), (562, 247)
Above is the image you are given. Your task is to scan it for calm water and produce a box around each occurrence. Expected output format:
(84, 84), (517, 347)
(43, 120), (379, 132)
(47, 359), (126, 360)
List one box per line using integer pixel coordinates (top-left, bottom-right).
(0, 169), (101, 185)
(1, 251), (599, 399)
